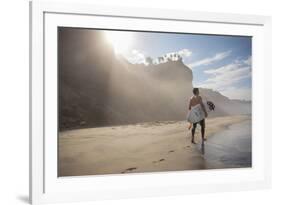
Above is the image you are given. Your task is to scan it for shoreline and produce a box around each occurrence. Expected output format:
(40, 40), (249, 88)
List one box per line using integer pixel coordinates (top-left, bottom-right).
(189, 115), (250, 144)
(60, 114), (250, 132)
(59, 115), (251, 176)
(202, 119), (252, 169)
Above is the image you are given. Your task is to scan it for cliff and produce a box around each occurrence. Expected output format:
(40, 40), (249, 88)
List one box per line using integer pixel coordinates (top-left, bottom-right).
(58, 28), (250, 130)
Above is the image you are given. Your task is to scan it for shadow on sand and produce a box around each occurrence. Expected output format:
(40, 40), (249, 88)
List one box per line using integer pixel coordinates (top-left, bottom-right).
(17, 195), (29, 204)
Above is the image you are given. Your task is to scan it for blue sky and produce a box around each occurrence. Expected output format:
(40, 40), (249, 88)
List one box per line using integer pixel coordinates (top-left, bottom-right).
(105, 30), (252, 101)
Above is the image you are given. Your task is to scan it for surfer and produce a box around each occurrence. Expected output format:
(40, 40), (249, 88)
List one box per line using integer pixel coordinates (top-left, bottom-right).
(188, 88), (208, 145)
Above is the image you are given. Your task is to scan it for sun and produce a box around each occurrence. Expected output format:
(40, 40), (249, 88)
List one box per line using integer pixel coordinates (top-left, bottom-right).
(105, 31), (134, 55)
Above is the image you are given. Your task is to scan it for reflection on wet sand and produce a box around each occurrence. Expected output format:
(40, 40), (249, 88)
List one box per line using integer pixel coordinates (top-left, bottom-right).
(200, 120), (252, 169)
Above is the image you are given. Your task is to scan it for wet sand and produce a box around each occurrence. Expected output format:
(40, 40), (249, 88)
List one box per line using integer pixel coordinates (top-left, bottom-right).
(58, 115), (251, 176)
(202, 119), (252, 169)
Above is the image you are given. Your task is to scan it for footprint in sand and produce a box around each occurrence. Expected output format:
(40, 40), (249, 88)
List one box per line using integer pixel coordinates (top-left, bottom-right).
(153, 158), (165, 163)
(121, 167), (137, 173)
(183, 145), (190, 150)
(168, 150), (175, 154)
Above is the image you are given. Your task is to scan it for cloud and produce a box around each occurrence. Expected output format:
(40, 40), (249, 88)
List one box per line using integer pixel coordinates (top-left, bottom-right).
(124, 48), (192, 65)
(125, 49), (147, 65)
(243, 56), (252, 65)
(122, 48), (192, 65)
(165, 49), (192, 59)
(196, 57), (252, 100)
(188, 50), (231, 68)
(178, 49), (192, 58)
(153, 48), (192, 64)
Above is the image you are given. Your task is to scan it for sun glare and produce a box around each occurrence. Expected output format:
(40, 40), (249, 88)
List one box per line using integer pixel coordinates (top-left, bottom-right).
(105, 31), (134, 55)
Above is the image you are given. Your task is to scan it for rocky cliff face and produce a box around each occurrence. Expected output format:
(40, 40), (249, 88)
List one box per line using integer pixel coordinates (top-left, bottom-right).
(59, 28), (251, 130)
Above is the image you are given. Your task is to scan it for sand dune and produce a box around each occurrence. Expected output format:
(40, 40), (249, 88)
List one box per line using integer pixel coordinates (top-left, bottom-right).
(58, 115), (250, 176)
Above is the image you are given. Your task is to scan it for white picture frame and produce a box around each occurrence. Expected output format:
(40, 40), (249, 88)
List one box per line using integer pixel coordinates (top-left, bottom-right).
(30, 1), (272, 204)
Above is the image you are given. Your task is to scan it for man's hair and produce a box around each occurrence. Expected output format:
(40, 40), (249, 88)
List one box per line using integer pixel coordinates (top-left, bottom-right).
(193, 88), (199, 95)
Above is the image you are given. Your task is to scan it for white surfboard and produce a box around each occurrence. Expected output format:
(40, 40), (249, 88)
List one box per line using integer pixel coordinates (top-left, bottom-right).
(187, 104), (206, 123)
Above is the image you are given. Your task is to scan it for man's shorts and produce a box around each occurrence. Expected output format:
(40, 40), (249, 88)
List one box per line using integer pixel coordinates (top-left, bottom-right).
(193, 119), (205, 129)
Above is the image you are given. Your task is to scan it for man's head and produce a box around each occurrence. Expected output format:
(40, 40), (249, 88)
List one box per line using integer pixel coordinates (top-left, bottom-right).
(193, 88), (199, 96)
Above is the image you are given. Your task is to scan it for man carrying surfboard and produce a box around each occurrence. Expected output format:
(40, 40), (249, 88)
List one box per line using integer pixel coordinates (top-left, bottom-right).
(188, 88), (208, 145)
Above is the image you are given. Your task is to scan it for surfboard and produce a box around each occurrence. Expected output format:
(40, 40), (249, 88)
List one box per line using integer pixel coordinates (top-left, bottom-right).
(187, 104), (206, 123)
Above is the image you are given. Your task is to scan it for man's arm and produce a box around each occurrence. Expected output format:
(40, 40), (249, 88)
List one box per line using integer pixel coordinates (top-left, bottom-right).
(199, 96), (208, 117)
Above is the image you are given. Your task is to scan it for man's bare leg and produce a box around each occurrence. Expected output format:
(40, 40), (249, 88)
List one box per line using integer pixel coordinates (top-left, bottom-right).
(200, 120), (205, 154)
(201, 126), (205, 145)
(191, 123), (197, 144)
(200, 119), (206, 144)
(188, 122), (192, 130)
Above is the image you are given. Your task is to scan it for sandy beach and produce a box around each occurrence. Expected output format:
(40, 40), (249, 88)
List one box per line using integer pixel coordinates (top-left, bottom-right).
(58, 115), (251, 176)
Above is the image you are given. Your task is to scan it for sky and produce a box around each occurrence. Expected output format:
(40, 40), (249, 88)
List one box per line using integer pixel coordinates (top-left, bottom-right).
(104, 30), (252, 101)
